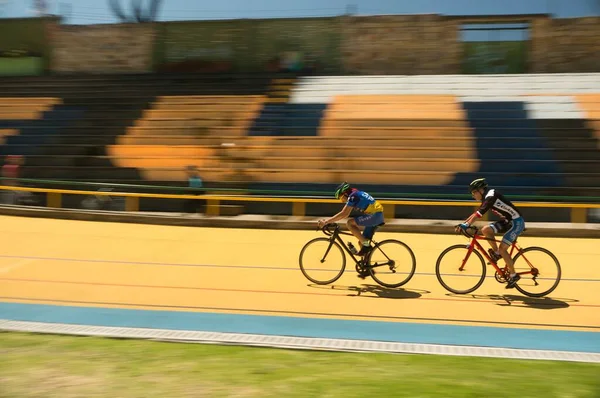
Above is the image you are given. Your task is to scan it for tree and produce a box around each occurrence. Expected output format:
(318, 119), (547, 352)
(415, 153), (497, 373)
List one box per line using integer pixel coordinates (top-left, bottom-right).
(108, 0), (162, 23)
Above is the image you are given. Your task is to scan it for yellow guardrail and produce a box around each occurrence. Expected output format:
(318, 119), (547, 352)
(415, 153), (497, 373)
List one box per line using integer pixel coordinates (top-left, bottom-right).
(2, 185), (600, 223)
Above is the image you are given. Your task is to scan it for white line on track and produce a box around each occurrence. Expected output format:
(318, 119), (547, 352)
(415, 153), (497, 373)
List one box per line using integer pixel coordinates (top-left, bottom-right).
(0, 259), (34, 274)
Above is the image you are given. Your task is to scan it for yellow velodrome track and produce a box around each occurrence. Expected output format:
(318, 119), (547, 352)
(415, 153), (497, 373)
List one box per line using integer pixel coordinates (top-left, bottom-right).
(0, 215), (598, 336)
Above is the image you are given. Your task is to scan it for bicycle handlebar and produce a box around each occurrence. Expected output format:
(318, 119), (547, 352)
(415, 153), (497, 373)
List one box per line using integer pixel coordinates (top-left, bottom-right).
(456, 224), (479, 239)
(319, 223), (354, 237)
(319, 223), (339, 236)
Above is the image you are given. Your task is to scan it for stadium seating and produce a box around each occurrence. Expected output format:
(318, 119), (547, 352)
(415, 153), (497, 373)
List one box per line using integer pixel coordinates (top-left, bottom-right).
(576, 94), (600, 145)
(0, 73), (272, 183)
(283, 74), (600, 196)
(1, 73), (599, 205)
(0, 96), (84, 159)
(109, 94), (266, 181)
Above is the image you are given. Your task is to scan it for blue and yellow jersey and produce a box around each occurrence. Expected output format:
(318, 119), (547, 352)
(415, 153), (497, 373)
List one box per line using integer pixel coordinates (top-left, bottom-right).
(346, 189), (383, 214)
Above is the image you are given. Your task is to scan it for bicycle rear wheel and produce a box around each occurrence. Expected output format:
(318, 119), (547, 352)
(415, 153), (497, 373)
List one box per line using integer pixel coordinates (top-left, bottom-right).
(436, 245), (486, 294)
(366, 239), (416, 288)
(513, 247), (561, 297)
(299, 237), (346, 285)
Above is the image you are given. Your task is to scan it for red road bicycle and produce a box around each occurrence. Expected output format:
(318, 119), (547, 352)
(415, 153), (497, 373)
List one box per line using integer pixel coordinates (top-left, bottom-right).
(435, 225), (561, 297)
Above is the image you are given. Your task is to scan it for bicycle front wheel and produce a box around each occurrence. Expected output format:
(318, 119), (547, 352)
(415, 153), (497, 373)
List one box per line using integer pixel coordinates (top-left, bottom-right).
(299, 237), (346, 285)
(366, 239), (416, 288)
(513, 247), (561, 297)
(436, 245), (486, 294)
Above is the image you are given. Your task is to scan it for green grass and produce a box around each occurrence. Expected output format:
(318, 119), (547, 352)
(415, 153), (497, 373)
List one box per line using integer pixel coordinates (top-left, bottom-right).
(1, 332), (598, 398)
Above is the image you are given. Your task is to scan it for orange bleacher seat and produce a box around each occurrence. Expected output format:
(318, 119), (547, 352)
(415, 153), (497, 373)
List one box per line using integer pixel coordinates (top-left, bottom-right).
(242, 168), (463, 185)
(255, 156), (478, 172)
(114, 95), (268, 179)
(107, 145), (216, 158)
(0, 97), (61, 120)
(116, 93), (479, 185)
(124, 95), (265, 136)
(0, 110), (45, 120)
(0, 97), (61, 106)
(322, 119), (468, 128)
(107, 145), (220, 169)
(318, 127), (470, 138)
(153, 95), (263, 104)
(320, 94), (468, 133)
(0, 129), (19, 145)
(142, 109), (253, 119)
(575, 94), (600, 146)
(0, 98), (61, 144)
(133, 117), (247, 129)
(333, 95), (459, 104)
(140, 167), (231, 182)
(576, 94), (600, 114)
(111, 157), (221, 169)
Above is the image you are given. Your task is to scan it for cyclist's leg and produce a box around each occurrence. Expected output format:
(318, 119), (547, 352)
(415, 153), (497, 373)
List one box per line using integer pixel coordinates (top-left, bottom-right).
(354, 212), (384, 249)
(500, 217), (525, 275)
(481, 224), (499, 253)
(347, 218), (367, 244)
(363, 225), (376, 242)
(484, 219), (511, 254)
(363, 213), (384, 241)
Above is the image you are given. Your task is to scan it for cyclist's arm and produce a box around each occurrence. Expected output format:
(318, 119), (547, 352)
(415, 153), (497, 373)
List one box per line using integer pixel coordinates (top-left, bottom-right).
(463, 212), (479, 226)
(324, 205), (352, 224)
(463, 195), (495, 225)
(476, 194), (495, 217)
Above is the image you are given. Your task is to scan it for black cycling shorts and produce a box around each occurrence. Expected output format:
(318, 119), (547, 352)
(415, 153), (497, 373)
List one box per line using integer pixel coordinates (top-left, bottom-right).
(490, 219), (512, 234)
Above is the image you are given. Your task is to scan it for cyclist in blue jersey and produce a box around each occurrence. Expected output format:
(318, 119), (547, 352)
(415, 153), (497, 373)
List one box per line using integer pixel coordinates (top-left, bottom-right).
(318, 182), (385, 256)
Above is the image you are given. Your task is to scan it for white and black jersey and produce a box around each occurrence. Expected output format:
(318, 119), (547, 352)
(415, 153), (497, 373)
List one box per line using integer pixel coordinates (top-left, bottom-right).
(476, 189), (522, 220)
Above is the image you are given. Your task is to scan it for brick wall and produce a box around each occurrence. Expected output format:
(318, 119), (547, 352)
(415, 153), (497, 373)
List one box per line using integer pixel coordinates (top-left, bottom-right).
(531, 16), (600, 73)
(37, 15), (600, 75)
(50, 23), (155, 73)
(340, 15), (461, 75)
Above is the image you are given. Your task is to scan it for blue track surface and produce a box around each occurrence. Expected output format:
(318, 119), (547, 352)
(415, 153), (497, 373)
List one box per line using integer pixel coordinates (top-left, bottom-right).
(1, 302), (598, 353)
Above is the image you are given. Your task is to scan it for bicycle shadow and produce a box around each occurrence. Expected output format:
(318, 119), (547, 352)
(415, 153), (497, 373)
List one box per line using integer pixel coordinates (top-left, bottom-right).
(446, 293), (577, 309)
(308, 283), (429, 300)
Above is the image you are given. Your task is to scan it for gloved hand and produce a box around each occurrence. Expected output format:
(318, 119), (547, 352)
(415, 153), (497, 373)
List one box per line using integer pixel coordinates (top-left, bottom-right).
(455, 223), (470, 233)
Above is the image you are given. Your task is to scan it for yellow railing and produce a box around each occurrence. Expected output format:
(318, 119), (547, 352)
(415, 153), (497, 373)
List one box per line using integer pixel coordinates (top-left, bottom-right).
(1, 185), (599, 223)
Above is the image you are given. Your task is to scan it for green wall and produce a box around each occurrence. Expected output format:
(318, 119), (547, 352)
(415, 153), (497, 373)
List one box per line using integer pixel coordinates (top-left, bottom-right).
(463, 41), (528, 74)
(0, 17), (56, 76)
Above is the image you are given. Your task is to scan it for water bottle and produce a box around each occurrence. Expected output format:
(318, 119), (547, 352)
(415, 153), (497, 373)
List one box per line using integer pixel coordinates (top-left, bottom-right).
(347, 242), (358, 255)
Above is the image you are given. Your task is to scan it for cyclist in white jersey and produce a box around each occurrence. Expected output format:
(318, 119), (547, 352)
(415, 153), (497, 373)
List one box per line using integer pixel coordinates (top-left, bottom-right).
(455, 178), (526, 289)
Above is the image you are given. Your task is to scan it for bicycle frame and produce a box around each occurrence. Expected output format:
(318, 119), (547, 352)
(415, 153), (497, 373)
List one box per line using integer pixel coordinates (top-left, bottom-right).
(321, 223), (368, 266)
(460, 227), (539, 279)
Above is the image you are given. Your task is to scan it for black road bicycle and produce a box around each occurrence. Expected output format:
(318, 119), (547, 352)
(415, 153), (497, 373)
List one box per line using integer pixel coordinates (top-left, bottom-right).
(299, 223), (416, 288)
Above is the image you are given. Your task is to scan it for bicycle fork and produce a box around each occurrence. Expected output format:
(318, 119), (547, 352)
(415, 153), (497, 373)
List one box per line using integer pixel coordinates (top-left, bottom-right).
(320, 236), (337, 263)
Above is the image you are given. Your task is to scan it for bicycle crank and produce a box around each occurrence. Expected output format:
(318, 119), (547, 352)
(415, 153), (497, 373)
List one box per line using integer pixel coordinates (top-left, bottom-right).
(355, 261), (370, 279)
(494, 270), (508, 283)
(530, 267), (540, 286)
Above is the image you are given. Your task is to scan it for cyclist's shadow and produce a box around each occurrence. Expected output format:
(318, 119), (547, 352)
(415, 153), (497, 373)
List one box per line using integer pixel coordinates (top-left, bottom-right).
(448, 293), (575, 309)
(499, 294), (576, 309)
(308, 283), (428, 300)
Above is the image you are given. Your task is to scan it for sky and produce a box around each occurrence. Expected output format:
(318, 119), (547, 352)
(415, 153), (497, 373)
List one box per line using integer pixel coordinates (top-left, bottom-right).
(0, 0), (599, 24)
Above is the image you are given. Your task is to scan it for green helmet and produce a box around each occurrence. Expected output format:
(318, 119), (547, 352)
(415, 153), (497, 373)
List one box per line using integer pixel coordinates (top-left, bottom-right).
(334, 182), (351, 199)
(469, 178), (488, 193)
